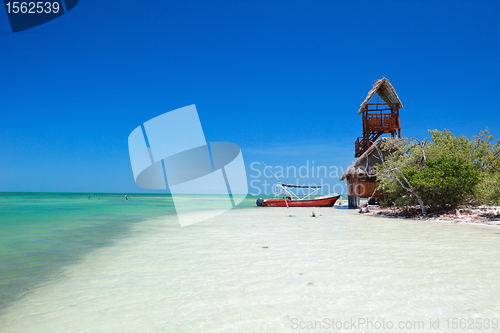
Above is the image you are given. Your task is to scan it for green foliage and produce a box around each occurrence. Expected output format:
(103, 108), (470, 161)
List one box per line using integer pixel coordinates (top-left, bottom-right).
(377, 175), (411, 208)
(404, 155), (480, 209)
(376, 128), (500, 210)
(427, 128), (500, 174)
(475, 173), (500, 206)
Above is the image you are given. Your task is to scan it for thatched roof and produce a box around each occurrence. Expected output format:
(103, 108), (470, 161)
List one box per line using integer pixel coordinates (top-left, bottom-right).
(358, 78), (403, 114)
(339, 138), (387, 181)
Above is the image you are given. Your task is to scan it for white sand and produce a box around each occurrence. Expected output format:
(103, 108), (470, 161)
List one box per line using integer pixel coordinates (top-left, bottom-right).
(1, 207), (500, 332)
(367, 206), (500, 229)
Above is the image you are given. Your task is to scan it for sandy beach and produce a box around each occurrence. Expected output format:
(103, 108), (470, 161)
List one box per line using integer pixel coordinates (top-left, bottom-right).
(364, 205), (500, 229)
(2, 200), (500, 332)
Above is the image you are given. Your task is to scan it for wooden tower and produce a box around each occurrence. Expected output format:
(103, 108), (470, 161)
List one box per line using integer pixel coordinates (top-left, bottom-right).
(354, 78), (402, 157)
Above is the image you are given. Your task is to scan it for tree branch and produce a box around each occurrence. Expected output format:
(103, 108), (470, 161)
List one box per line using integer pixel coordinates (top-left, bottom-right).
(373, 139), (427, 215)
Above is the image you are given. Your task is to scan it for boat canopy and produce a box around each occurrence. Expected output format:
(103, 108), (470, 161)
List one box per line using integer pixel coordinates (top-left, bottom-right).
(281, 184), (321, 188)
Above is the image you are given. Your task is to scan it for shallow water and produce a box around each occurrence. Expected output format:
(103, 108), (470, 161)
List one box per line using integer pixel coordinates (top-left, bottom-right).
(0, 193), (176, 310)
(1, 194), (500, 332)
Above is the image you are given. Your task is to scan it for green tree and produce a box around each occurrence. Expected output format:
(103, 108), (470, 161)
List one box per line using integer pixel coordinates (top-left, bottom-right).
(373, 137), (428, 213)
(375, 128), (499, 212)
(427, 128), (500, 174)
(404, 155), (480, 210)
(427, 129), (500, 205)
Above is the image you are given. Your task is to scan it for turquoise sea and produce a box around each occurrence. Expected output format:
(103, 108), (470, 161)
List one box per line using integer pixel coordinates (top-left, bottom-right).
(0, 193), (175, 311)
(1, 193), (500, 332)
(0, 193), (267, 310)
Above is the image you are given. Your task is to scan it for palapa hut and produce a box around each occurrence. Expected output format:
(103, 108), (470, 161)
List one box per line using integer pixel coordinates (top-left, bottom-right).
(340, 138), (388, 207)
(340, 78), (403, 207)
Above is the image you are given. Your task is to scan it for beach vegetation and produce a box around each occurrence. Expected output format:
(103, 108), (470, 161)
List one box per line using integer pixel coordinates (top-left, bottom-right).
(375, 128), (500, 212)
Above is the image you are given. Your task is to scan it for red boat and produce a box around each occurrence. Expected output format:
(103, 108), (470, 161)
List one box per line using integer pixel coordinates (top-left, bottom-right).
(256, 164), (342, 208)
(257, 194), (340, 207)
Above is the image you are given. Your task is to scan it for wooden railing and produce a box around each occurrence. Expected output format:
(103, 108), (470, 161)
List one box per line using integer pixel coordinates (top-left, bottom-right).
(364, 113), (398, 131)
(355, 103), (401, 157)
(355, 137), (367, 157)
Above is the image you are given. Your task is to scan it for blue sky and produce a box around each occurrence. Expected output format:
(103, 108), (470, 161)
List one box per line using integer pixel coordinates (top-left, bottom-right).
(1, 0), (499, 194)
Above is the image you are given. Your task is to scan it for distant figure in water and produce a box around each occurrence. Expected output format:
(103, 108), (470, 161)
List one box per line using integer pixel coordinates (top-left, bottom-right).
(125, 195), (129, 201)
(88, 195), (91, 200)
(98, 197), (100, 200)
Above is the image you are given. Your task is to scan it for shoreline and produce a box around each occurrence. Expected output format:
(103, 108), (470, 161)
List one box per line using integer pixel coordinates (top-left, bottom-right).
(2, 199), (500, 331)
(363, 205), (500, 229)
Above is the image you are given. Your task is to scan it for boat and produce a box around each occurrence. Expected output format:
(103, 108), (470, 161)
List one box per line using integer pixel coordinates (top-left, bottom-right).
(256, 164), (341, 207)
(256, 190), (340, 207)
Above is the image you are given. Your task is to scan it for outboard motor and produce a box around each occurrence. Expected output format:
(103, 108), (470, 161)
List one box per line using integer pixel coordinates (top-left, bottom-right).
(256, 198), (264, 207)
